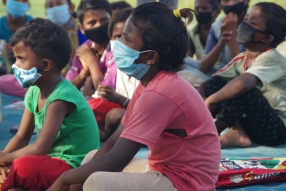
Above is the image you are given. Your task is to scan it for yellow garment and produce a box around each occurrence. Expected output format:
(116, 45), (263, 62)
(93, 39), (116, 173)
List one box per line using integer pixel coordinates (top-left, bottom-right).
(188, 24), (204, 60)
(0, 40), (12, 74)
(216, 49), (286, 125)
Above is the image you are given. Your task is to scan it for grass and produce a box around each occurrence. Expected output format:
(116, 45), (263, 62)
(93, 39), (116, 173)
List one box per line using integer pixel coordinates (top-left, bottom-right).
(0, 0), (286, 18)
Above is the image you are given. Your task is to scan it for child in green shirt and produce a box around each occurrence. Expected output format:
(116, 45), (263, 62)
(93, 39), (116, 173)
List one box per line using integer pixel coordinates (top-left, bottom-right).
(0, 18), (99, 191)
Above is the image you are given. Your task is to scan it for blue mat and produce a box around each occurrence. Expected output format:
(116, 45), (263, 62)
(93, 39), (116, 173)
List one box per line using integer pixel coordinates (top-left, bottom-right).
(1, 93), (286, 190)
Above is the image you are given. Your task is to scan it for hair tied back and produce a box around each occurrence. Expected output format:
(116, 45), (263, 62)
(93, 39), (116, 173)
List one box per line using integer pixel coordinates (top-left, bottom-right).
(173, 9), (181, 18)
(177, 8), (196, 25)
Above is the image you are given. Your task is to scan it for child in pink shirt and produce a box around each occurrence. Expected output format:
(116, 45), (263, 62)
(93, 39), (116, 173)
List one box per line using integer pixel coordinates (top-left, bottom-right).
(48, 3), (220, 191)
(65, 40), (117, 89)
(65, 0), (117, 95)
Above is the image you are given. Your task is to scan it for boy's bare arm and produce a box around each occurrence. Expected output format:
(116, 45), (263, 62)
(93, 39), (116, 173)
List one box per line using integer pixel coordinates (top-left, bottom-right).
(3, 109), (35, 153)
(200, 14), (240, 74)
(224, 13), (241, 59)
(199, 38), (227, 73)
(0, 101), (75, 165)
(76, 44), (104, 89)
(71, 69), (90, 89)
(205, 73), (259, 109)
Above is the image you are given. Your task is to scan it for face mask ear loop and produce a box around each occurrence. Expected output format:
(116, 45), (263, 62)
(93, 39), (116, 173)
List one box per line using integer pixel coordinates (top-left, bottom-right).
(135, 50), (152, 54)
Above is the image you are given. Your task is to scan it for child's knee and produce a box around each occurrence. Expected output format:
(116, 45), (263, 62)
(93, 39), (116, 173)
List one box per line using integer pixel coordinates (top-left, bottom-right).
(81, 150), (98, 165)
(83, 172), (106, 191)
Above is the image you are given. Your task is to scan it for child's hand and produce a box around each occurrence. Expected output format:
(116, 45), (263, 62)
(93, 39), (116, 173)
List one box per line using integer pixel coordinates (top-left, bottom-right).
(221, 13), (238, 33)
(205, 98), (216, 113)
(218, 31), (233, 47)
(0, 166), (10, 184)
(76, 44), (99, 70)
(47, 175), (69, 191)
(69, 184), (83, 191)
(97, 85), (121, 104)
(0, 152), (7, 166)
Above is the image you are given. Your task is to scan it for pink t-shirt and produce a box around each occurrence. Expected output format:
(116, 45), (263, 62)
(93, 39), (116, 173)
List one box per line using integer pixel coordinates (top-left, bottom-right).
(121, 71), (220, 191)
(65, 40), (117, 89)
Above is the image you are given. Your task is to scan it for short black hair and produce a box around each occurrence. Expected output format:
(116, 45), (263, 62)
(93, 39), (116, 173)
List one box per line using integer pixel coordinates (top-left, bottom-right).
(255, 2), (286, 48)
(108, 7), (133, 37)
(131, 3), (195, 72)
(10, 18), (71, 71)
(110, 1), (131, 10)
(207, 0), (220, 10)
(77, 0), (112, 24)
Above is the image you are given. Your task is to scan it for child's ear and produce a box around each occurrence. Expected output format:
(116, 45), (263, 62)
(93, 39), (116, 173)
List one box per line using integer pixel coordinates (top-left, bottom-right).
(262, 35), (274, 45)
(69, 3), (75, 14)
(42, 59), (52, 72)
(146, 50), (159, 65)
(79, 23), (85, 35)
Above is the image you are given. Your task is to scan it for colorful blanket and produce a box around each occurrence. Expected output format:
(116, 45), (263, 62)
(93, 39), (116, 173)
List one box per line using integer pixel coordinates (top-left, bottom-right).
(217, 158), (286, 188)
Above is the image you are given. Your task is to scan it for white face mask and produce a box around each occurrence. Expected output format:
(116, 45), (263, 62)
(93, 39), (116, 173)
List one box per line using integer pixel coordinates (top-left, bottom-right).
(110, 40), (116, 51)
(12, 64), (42, 88)
(46, 4), (71, 26)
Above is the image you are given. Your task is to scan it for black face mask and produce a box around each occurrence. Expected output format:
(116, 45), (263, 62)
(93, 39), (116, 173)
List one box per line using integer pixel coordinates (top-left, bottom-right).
(196, 11), (213, 25)
(237, 21), (269, 44)
(84, 22), (110, 44)
(222, 1), (247, 16)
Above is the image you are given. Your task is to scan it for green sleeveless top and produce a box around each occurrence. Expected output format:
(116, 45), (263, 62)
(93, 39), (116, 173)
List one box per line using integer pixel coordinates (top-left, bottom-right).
(24, 79), (100, 168)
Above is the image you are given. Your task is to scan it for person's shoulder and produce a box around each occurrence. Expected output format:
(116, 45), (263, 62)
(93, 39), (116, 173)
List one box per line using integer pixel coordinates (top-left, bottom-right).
(56, 79), (78, 93)
(189, 23), (199, 34)
(24, 85), (40, 107)
(257, 48), (286, 66)
(24, 15), (33, 23)
(83, 39), (93, 47)
(0, 15), (7, 21)
(0, 15), (7, 26)
(233, 51), (247, 60)
(211, 16), (225, 28)
(147, 71), (190, 93)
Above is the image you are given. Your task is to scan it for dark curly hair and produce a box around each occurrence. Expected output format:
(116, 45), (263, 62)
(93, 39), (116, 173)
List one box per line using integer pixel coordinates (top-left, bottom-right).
(77, 0), (112, 24)
(131, 2), (195, 72)
(207, 0), (220, 10)
(108, 7), (133, 38)
(10, 18), (72, 71)
(254, 2), (286, 48)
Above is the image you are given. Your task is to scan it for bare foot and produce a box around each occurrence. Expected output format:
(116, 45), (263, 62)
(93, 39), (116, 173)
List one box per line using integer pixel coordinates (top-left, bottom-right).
(220, 121), (252, 148)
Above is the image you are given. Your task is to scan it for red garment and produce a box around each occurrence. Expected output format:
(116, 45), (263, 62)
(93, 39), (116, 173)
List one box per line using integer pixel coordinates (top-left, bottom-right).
(120, 71), (220, 191)
(2, 155), (71, 191)
(88, 98), (123, 124)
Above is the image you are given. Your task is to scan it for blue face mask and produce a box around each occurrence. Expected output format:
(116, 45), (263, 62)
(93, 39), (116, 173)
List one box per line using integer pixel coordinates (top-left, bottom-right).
(12, 64), (42, 88)
(6, 0), (29, 18)
(113, 38), (151, 80)
(46, 4), (71, 26)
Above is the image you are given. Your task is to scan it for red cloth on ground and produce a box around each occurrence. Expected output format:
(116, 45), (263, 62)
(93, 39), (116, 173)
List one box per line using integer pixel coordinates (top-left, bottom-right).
(1, 155), (71, 191)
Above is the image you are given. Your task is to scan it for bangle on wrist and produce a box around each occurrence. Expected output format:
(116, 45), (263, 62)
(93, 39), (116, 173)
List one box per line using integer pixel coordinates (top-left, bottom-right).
(123, 98), (130, 108)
